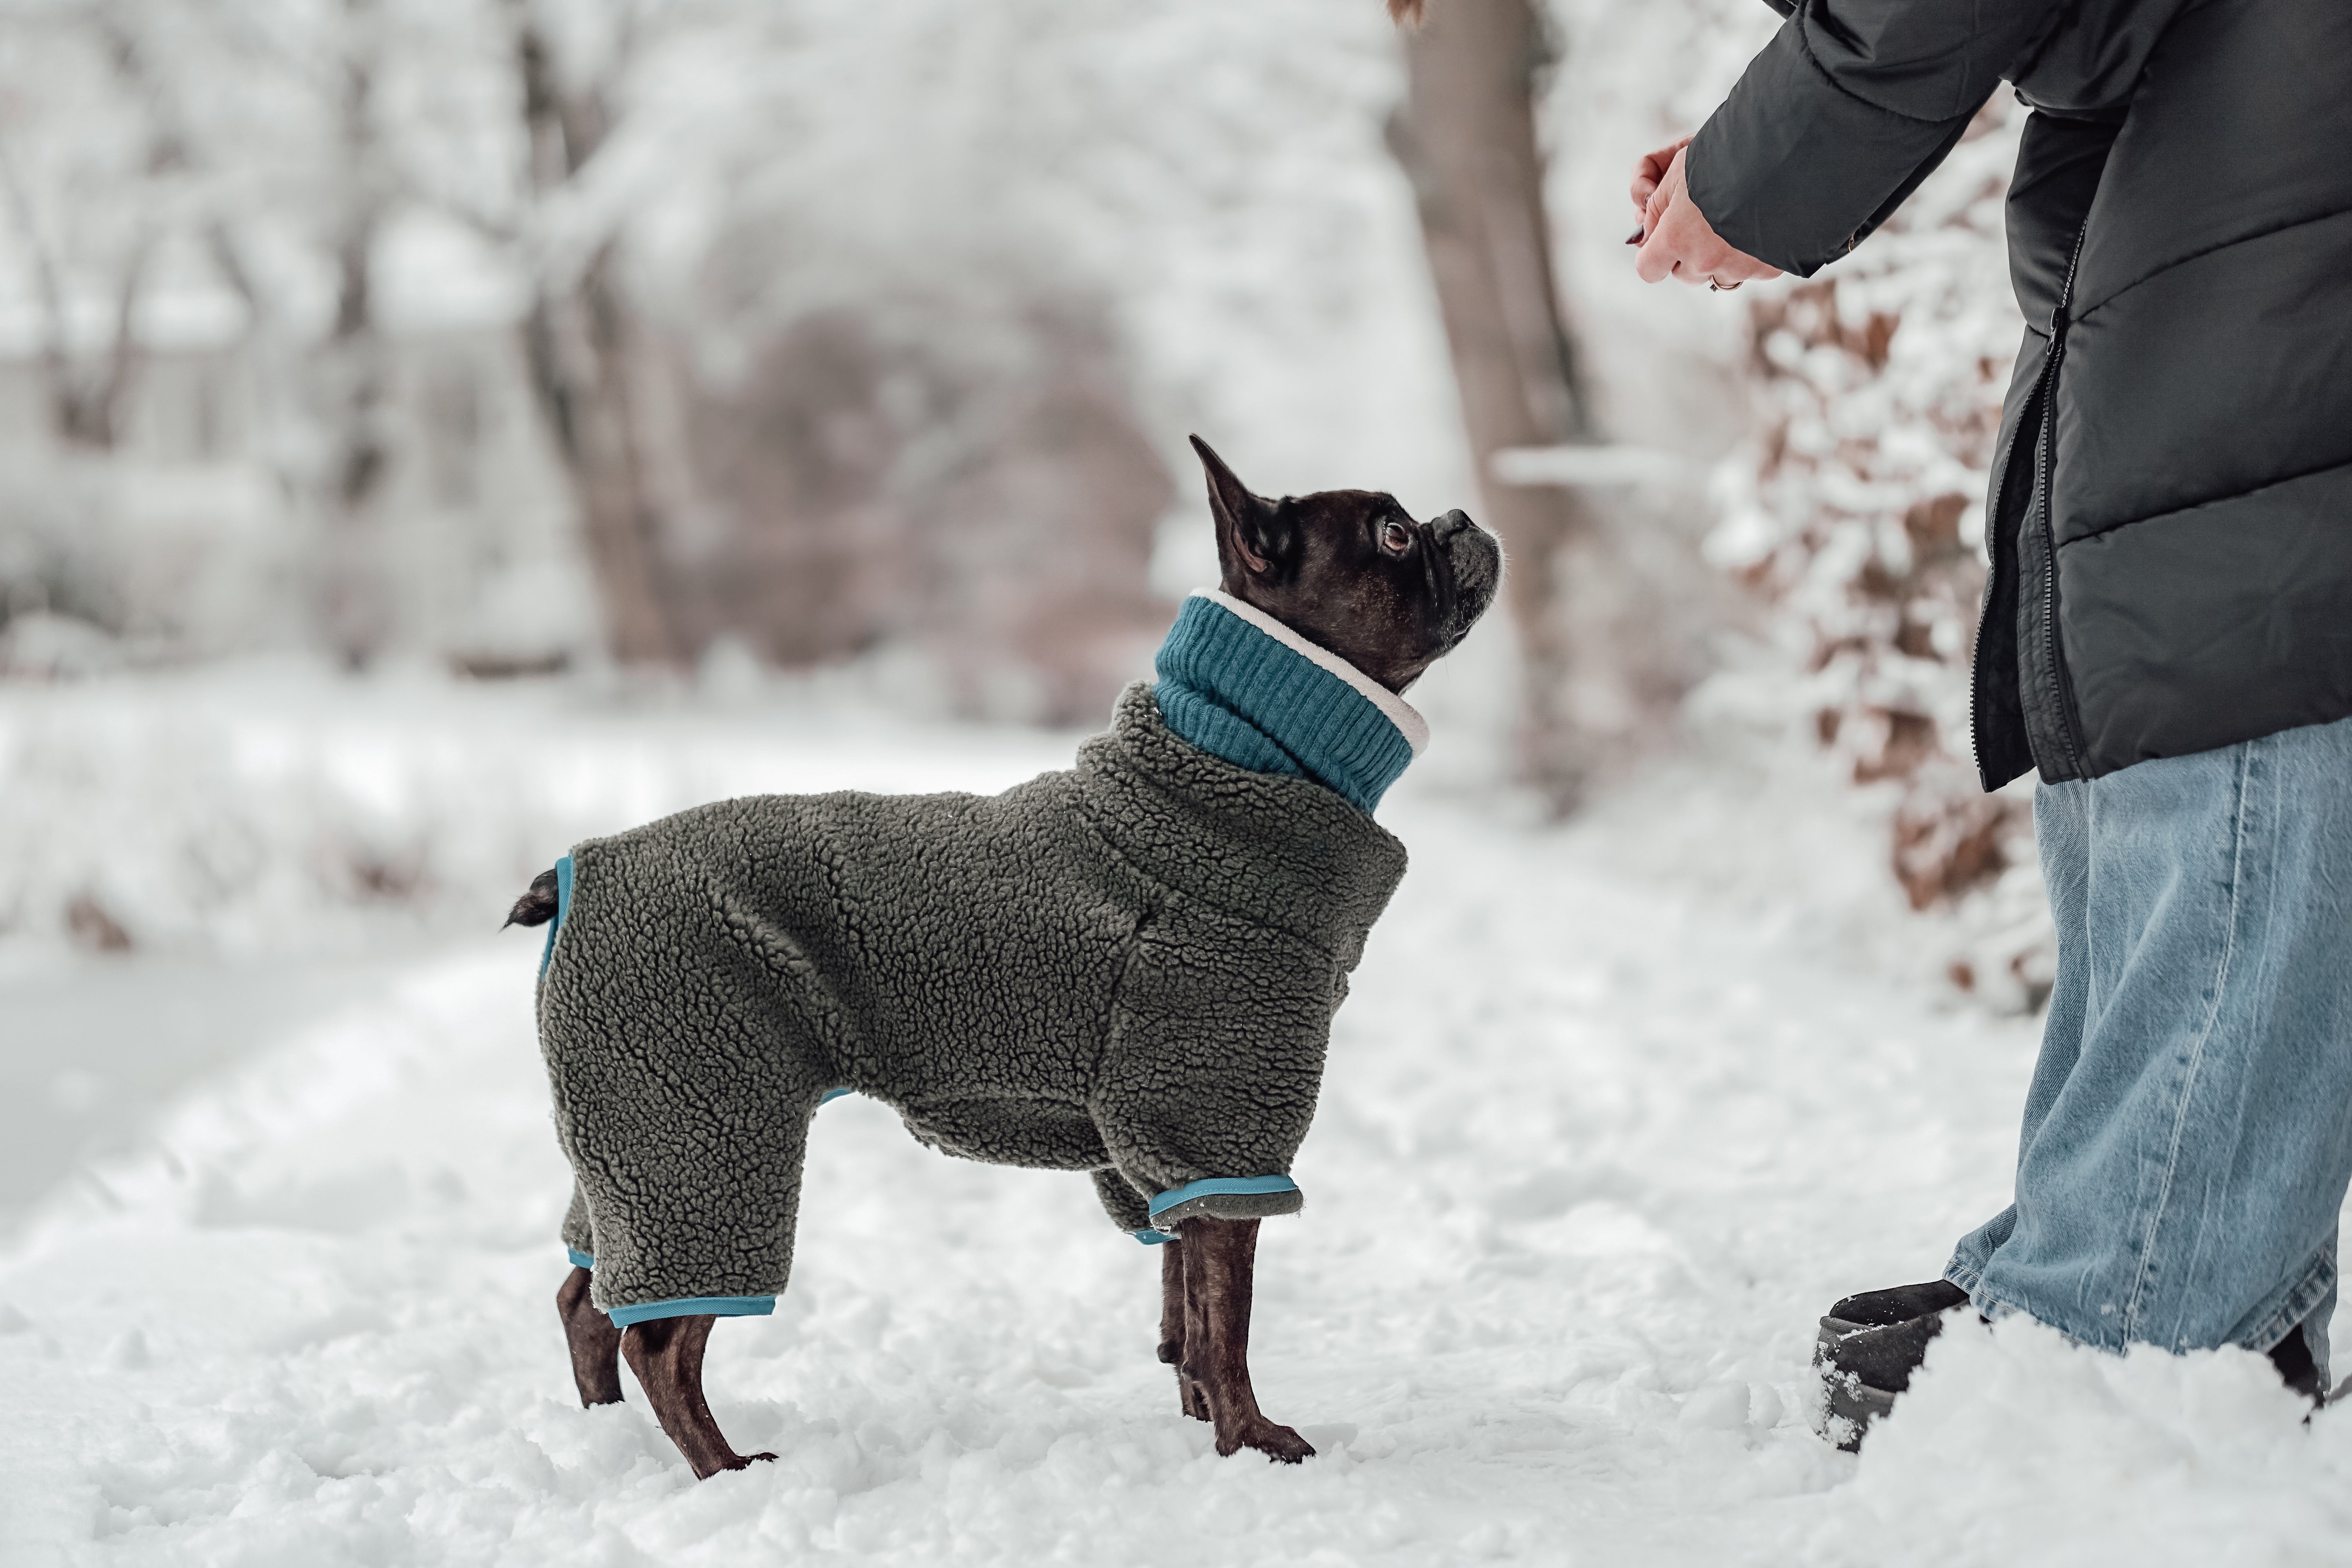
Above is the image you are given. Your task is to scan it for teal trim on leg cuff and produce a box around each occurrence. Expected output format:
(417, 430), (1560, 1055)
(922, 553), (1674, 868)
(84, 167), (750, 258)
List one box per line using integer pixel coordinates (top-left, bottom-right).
(820, 1087), (853, 1105)
(566, 1247), (595, 1270)
(607, 1295), (777, 1327)
(1134, 1229), (1174, 1245)
(1147, 1174), (1299, 1222)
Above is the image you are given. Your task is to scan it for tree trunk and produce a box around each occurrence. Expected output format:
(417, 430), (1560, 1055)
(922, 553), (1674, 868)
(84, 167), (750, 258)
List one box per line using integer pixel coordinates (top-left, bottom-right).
(318, 7), (395, 667)
(519, 247), (682, 667)
(0, 4), (173, 455)
(318, 207), (392, 665)
(1387, 0), (1600, 807)
(508, 10), (682, 668)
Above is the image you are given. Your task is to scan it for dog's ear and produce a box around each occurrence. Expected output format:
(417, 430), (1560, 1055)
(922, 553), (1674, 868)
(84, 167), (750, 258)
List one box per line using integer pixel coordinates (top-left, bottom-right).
(1191, 435), (1297, 584)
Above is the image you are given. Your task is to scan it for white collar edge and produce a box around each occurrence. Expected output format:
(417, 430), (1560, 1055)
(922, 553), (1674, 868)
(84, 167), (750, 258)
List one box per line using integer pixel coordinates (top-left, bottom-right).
(1192, 589), (1430, 758)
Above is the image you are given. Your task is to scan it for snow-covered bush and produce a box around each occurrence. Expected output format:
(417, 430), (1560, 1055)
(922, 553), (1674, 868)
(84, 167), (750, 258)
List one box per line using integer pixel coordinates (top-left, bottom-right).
(1706, 98), (2054, 1008)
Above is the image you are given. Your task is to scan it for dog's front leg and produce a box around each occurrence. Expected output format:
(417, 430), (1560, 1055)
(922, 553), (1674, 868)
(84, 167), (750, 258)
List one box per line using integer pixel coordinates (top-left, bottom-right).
(1176, 1217), (1314, 1463)
(621, 1314), (777, 1479)
(556, 1266), (623, 1407)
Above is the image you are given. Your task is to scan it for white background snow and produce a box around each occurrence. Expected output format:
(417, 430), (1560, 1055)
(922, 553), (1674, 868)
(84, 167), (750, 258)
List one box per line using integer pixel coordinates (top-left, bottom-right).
(8, 675), (2352, 1567)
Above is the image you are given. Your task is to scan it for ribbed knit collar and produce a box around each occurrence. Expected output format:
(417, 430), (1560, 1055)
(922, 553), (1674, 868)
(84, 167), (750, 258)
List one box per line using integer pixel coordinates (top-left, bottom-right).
(1152, 590), (1425, 815)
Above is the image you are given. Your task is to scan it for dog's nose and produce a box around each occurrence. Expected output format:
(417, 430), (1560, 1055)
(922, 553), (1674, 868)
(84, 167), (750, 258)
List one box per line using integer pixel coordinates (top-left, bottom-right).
(1430, 509), (1475, 544)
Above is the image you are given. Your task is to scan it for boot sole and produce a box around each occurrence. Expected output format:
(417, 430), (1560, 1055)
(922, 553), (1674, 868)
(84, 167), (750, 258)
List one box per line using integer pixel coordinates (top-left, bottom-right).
(1813, 1314), (1896, 1452)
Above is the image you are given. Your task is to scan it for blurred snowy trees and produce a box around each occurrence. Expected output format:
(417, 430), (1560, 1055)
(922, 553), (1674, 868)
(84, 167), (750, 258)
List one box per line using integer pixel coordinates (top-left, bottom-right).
(0, 0), (2057, 993)
(0, 0), (1771, 750)
(2, 0), (1445, 719)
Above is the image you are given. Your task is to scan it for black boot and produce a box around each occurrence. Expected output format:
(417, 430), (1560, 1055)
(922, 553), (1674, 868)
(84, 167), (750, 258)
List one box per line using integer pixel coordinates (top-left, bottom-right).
(1813, 1280), (1971, 1451)
(1819, 1286), (2330, 1447)
(1822, 1280), (1969, 1336)
(2268, 1322), (2325, 1405)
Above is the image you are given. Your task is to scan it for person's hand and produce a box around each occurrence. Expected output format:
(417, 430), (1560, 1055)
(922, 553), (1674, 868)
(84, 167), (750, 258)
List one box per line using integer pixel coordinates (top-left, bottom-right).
(1628, 136), (1690, 228)
(1630, 143), (1782, 290)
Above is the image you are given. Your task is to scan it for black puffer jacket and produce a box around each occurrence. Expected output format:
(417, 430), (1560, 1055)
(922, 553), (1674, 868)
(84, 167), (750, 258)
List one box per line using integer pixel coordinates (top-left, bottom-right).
(1689, 0), (2352, 786)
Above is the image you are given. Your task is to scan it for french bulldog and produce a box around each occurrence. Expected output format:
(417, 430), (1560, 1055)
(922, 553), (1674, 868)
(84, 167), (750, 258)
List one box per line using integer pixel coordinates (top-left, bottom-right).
(508, 436), (1500, 1478)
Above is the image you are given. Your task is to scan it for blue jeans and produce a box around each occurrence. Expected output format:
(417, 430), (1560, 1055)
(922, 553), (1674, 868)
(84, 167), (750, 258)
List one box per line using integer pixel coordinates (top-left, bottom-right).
(1947, 714), (2352, 1377)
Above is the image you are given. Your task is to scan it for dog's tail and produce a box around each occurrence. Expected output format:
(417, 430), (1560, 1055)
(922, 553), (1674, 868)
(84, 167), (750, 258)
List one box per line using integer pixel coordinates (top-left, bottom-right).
(505, 868), (560, 929)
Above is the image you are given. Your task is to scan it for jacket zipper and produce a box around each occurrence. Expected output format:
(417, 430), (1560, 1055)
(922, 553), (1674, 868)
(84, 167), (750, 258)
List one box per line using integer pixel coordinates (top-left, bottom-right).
(2033, 220), (2095, 778)
(1967, 374), (2031, 787)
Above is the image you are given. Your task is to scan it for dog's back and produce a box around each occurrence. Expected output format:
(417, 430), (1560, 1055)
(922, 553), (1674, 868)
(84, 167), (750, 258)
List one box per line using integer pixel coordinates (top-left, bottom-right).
(540, 768), (1143, 1106)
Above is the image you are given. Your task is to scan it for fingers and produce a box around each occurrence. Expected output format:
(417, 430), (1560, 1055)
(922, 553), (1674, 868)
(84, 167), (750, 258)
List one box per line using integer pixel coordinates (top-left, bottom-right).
(1628, 164), (1659, 218)
(1626, 136), (1692, 227)
(1631, 143), (1781, 289)
(1634, 146), (1699, 283)
(1633, 223), (1684, 285)
(1642, 176), (1673, 244)
(1638, 207), (1770, 288)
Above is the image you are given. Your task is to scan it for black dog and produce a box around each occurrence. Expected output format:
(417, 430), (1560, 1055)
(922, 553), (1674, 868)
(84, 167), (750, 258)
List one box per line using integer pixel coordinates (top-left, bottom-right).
(510, 437), (1500, 1477)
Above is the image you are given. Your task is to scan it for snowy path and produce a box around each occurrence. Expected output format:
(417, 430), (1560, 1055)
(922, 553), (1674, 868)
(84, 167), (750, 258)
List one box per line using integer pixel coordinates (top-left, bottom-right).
(8, 768), (2352, 1565)
(0, 952), (432, 1232)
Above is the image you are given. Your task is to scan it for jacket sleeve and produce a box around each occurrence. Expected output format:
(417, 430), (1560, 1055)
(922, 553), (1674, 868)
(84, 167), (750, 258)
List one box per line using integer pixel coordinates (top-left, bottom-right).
(1089, 906), (1333, 1225)
(1686, 0), (2065, 276)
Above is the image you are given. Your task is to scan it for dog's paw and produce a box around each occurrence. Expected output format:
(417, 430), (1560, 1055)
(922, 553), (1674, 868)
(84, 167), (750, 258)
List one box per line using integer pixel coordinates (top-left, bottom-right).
(1220, 1423), (1316, 1464)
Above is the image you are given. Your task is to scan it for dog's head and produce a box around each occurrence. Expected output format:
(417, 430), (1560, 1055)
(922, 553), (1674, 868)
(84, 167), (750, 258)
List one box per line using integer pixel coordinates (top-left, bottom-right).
(1191, 435), (1501, 693)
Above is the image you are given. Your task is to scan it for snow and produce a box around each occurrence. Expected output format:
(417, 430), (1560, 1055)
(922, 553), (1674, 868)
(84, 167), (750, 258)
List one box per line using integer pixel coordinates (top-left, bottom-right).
(9, 676), (2352, 1566)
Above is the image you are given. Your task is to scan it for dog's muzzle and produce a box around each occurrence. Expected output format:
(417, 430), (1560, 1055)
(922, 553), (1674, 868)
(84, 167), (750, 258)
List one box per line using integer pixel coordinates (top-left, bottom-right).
(1432, 511), (1503, 644)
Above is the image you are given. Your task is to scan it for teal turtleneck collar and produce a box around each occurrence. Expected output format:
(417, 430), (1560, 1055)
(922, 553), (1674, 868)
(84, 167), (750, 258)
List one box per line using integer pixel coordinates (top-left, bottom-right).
(1152, 590), (1428, 815)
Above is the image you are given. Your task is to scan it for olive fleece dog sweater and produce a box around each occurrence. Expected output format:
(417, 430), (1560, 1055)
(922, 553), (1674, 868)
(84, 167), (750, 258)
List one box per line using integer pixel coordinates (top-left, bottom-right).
(539, 591), (1417, 1323)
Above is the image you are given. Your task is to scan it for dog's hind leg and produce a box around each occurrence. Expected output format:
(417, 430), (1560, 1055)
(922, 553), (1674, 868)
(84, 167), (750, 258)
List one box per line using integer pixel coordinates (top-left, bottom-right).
(1160, 1241), (1211, 1421)
(557, 1265), (624, 1406)
(621, 1314), (777, 1480)
(1176, 1217), (1314, 1463)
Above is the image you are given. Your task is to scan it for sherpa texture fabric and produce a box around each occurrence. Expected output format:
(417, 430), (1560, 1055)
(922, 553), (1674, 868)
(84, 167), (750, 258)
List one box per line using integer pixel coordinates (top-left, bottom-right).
(539, 683), (1408, 1317)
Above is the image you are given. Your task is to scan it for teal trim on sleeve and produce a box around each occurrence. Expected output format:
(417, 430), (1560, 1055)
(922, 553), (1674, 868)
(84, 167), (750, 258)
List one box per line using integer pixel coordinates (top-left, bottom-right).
(1134, 1228), (1175, 1246)
(567, 1247), (595, 1270)
(820, 1087), (853, 1105)
(606, 1295), (777, 1327)
(1147, 1173), (1300, 1221)
(538, 854), (575, 980)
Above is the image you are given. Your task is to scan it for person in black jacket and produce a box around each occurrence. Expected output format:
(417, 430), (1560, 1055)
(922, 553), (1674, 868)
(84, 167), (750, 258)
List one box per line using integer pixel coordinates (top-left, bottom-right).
(1633, 0), (2352, 1441)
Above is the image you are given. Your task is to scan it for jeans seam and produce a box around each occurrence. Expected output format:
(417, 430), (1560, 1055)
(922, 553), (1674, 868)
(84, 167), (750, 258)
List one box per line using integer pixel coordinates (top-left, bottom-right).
(2239, 1242), (2335, 1354)
(2121, 742), (2252, 1345)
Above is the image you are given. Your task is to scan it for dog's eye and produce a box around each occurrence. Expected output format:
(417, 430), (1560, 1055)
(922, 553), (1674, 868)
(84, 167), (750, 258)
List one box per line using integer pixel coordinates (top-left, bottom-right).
(1380, 520), (1413, 555)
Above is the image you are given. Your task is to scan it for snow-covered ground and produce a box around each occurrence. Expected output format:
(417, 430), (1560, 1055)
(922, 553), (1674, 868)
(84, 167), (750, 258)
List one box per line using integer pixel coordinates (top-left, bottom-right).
(7, 675), (2352, 1567)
